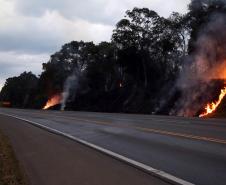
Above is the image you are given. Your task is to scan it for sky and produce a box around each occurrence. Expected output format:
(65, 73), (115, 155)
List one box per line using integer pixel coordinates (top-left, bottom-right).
(0, 0), (190, 90)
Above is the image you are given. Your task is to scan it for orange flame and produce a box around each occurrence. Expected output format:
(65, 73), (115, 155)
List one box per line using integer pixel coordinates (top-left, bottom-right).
(43, 94), (62, 110)
(199, 86), (226, 117)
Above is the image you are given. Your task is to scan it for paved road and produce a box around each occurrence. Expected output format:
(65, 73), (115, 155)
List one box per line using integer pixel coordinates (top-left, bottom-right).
(0, 114), (169, 185)
(0, 108), (226, 185)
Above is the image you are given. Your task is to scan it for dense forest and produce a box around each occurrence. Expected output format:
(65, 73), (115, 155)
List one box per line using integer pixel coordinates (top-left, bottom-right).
(1, 0), (226, 117)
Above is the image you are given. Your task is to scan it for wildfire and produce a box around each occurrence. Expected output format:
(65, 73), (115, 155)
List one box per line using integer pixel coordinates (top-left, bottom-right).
(43, 94), (62, 110)
(199, 86), (226, 117)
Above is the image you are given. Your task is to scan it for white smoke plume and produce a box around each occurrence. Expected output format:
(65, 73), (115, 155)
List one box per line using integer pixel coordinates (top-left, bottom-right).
(61, 70), (80, 111)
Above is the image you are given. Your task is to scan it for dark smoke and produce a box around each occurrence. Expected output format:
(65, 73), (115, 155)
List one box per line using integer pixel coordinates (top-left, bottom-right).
(171, 13), (226, 116)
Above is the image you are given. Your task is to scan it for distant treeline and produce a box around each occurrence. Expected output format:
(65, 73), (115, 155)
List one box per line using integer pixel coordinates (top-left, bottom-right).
(1, 0), (226, 115)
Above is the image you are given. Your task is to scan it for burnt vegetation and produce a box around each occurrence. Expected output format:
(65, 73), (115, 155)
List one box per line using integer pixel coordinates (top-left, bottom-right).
(1, 0), (226, 116)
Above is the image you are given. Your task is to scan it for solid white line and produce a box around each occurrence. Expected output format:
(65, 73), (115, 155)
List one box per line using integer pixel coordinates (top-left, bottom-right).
(0, 112), (195, 185)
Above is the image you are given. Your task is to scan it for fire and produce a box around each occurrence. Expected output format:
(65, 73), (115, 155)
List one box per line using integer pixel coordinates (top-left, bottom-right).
(199, 86), (226, 117)
(43, 94), (62, 110)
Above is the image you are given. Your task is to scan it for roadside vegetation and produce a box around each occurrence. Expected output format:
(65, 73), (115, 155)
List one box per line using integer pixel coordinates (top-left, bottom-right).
(0, 0), (226, 117)
(0, 131), (27, 185)
(210, 98), (226, 118)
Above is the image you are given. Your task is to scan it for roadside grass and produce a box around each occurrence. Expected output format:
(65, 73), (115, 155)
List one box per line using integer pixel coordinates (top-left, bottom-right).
(0, 131), (27, 185)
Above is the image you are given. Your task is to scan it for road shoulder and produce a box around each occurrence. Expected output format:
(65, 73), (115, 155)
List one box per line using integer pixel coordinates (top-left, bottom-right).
(0, 129), (28, 185)
(0, 114), (169, 185)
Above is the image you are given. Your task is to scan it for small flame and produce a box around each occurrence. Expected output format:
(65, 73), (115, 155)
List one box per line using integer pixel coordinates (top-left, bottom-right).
(199, 87), (226, 117)
(43, 94), (62, 110)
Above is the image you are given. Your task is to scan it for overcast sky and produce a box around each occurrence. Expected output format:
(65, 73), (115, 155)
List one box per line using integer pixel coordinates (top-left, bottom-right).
(0, 0), (190, 90)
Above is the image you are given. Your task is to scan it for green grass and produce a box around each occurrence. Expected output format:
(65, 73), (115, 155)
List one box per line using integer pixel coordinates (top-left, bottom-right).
(0, 131), (27, 185)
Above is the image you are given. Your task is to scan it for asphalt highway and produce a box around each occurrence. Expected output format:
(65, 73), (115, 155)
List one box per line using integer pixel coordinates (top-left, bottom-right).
(0, 114), (169, 185)
(0, 108), (226, 185)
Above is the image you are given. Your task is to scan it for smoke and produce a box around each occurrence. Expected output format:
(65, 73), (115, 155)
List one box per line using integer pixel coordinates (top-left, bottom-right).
(61, 70), (80, 111)
(171, 13), (226, 116)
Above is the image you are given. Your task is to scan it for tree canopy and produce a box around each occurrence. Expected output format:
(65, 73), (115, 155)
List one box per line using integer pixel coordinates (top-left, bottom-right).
(1, 0), (226, 116)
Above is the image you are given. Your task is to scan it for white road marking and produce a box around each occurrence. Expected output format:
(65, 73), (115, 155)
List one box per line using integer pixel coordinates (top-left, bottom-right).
(0, 112), (195, 185)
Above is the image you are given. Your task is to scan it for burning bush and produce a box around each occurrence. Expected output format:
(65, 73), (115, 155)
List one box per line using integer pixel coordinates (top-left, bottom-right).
(43, 94), (62, 110)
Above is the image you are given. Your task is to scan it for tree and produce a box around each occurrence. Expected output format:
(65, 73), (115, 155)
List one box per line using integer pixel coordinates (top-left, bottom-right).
(38, 41), (94, 95)
(0, 72), (38, 108)
(112, 8), (184, 95)
(112, 8), (160, 89)
(86, 42), (118, 93)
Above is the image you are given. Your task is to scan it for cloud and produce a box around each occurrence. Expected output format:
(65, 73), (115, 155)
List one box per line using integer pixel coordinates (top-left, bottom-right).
(0, 1), (113, 54)
(0, 0), (190, 90)
(0, 0), (190, 54)
(0, 51), (49, 90)
(12, 0), (190, 25)
(0, 51), (49, 76)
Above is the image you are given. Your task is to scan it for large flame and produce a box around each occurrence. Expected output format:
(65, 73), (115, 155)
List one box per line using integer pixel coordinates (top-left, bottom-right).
(43, 94), (62, 110)
(199, 86), (226, 117)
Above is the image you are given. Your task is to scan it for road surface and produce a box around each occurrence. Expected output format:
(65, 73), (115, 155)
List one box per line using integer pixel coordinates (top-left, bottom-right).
(0, 114), (169, 185)
(0, 108), (226, 185)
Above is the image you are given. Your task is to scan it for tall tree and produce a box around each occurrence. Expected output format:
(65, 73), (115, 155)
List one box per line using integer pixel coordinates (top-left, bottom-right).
(37, 41), (96, 97)
(112, 8), (184, 91)
(0, 72), (38, 108)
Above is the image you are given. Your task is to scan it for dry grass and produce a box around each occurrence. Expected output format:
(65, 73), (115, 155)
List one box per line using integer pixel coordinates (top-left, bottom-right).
(0, 131), (27, 185)
(210, 98), (226, 118)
